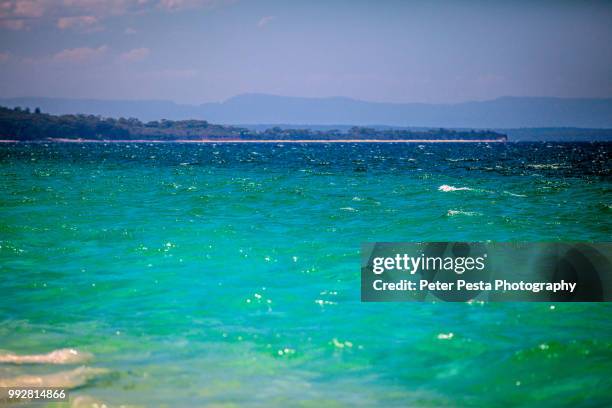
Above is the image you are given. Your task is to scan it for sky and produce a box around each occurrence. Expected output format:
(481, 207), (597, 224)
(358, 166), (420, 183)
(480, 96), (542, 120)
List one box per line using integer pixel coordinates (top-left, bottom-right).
(0, 0), (611, 104)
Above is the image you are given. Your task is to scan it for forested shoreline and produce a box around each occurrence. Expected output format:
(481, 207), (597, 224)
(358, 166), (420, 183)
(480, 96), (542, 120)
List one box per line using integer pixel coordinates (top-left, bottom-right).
(0, 106), (507, 141)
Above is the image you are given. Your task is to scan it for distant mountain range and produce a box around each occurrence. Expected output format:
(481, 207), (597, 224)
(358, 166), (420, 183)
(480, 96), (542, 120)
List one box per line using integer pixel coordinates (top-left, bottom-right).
(2, 94), (612, 129)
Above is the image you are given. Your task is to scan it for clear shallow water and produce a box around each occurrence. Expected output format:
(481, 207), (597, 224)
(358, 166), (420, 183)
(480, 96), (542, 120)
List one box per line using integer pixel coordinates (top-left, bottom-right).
(0, 142), (611, 407)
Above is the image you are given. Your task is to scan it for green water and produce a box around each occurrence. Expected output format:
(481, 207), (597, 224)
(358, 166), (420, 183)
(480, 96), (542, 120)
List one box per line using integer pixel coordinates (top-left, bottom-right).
(0, 142), (611, 407)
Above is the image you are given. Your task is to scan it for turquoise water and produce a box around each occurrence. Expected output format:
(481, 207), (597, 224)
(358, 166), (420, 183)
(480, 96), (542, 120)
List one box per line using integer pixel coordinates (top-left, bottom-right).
(0, 142), (611, 407)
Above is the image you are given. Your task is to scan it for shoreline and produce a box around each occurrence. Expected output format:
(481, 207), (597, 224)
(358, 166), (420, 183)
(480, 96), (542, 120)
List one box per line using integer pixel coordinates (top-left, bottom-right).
(3, 138), (507, 144)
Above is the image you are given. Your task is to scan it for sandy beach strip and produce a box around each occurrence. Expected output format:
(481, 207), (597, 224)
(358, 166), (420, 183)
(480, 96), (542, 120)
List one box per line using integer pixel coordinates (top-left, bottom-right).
(6, 138), (507, 144)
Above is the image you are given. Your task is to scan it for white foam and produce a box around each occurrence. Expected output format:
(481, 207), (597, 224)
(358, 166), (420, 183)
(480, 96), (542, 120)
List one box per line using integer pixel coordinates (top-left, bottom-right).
(503, 191), (527, 197)
(527, 163), (566, 170)
(0, 348), (93, 365)
(447, 210), (481, 217)
(438, 185), (474, 192)
(437, 332), (454, 340)
(0, 366), (108, 388)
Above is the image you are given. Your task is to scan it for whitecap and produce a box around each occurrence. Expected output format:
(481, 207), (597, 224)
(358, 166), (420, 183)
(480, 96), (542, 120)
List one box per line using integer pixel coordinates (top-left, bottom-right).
(527, 163), (567, 170)
(447, 210), (481, 217)
(438, 184), (474, 192)
(503, 191), (527, 197)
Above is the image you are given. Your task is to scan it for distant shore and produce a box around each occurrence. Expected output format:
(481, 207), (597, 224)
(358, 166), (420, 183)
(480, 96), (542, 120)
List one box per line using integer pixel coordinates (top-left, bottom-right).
(2, 138), (507, 144)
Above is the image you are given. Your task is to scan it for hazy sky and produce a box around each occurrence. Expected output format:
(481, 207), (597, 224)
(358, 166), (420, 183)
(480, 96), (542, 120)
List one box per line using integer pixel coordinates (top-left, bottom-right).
(1, 0), (611, 104)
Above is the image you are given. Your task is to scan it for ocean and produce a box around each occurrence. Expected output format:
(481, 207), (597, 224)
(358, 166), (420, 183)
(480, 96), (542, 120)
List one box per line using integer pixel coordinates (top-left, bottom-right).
(0, 142), (610, 407)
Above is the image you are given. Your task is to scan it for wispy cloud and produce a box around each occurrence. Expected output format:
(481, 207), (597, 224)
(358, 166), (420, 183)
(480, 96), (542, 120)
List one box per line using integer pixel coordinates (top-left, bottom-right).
(57, 15), (100, 31)
(0, 19), (26, 30)
(60, 0), (154, 16)
(12, 0), (45, 18)
(16, 44), (149, 66)
(0, 0), (47, 30)
(0, 0), (233, 31)
(158, 0), (231, 11)
(257, 15), (274, 28)
(119, 47), (150, 62)
(53, 45), (109, 63)
(0, 52), (10, 63)
(160, 0), (198, 10)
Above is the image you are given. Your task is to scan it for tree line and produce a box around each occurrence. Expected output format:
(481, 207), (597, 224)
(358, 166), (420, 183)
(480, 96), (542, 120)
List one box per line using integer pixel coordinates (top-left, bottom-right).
(0, 106), (507, 141)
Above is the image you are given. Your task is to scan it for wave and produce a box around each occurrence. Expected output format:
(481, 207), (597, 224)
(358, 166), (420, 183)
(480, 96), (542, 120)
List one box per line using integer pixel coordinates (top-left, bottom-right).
(446, 210), (482, 217)
(0, 366), (108, 388)
(438, 184), (475, 192)
(527, 163), (568, 170)
(503, 191), (527, 197)
(440, 184), (526, 197)
(0, 348), (92, 365)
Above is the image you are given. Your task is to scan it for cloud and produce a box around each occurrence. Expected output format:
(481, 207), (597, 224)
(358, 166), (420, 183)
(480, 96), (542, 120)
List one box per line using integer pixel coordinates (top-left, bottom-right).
(13, 0), (45, 18)
(0, 52), (10, 62)
(53, 45), (109, 63)
(60, 0), (149, 16)
(158, 0), (224, 11)
(159, 0), (190, 9)
(0, 0), (41, 30)
(124, 26), (137, 34)
(57, 15), (99, 30)
(257, 15), (274, 28)
(0, 0), (232, 30)
(119, 47), (150, 62)
(0, 0), (47, 30)
(0, 19), (26, 30)
(0, 0), (46, 30)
